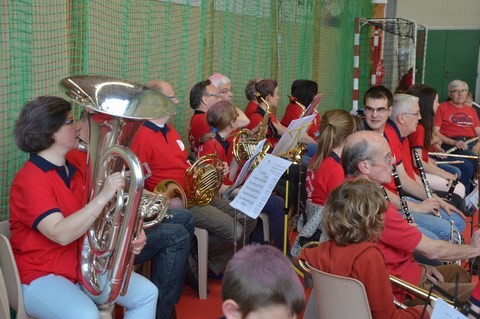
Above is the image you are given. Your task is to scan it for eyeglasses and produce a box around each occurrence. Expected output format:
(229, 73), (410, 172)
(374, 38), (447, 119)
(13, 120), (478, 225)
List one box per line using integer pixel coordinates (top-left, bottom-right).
(218, 88), (234, 94)
(204, 93), (220, 98)
(401, 111), (421, 117)
(450, 89), (468, 94)
(168, 95), (178, 100)
(64, 118), (75, 126)
(364, 106), (389, 114)
(367, 153), (394, 165)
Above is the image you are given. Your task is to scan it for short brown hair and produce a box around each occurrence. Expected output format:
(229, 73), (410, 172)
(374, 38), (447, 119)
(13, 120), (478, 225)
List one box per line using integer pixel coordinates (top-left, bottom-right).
(322, 179), (387, 246)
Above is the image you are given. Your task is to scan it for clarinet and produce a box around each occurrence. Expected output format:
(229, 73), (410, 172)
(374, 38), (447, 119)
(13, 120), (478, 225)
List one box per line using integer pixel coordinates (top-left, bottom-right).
(444, 175), (459, 203)
(391, 164), (414, 223)
(412, 149), (441, 218)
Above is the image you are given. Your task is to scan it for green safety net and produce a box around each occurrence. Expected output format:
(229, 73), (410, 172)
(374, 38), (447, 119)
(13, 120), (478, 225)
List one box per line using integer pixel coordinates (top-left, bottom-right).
(0, 0), (373, 218)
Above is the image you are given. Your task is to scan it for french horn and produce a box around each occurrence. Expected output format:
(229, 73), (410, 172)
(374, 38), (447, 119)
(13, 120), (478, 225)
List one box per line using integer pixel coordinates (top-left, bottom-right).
(185, 154), (225, 206)
(60, 75), (175, 307)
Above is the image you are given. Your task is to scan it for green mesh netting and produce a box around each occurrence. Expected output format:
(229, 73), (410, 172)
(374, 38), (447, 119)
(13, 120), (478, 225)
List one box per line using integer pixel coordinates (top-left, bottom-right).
(0, 0), (373, 218)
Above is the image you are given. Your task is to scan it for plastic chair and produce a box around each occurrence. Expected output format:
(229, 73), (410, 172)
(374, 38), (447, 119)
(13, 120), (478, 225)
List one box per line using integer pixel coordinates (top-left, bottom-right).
(0, 220), (113, 319)
(194, 227), (208, 299)
(307, 261), (372, 319)
(258, 213), (270, 243)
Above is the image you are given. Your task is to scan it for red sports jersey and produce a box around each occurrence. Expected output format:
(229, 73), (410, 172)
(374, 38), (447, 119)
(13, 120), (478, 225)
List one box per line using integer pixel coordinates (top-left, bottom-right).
(188, 111), (211, 154)
(280, 102), (320, 139)
(434, 101), (479, 138)
(305, 153), (344, 206)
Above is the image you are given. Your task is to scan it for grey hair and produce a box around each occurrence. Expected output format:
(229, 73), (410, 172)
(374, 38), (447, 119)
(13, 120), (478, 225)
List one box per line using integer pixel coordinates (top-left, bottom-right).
(448, 80), (468, 92)
(390, 93), (419, 119)
(209, 73), (231, 88)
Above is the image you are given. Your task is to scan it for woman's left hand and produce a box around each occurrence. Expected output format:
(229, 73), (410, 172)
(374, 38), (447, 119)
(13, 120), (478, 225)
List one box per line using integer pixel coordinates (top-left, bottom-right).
(131, 229), (147, 255)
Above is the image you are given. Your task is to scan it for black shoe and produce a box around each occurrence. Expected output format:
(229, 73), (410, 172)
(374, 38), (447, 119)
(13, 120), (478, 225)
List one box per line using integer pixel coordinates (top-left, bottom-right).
(185, 266), (199, 292)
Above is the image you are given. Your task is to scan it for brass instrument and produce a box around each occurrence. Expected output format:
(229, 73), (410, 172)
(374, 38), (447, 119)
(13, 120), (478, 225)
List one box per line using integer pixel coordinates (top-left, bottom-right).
(412, 149), (440, 218)
(185, 154), (224, 206)
(232, 92), (273, 168)
(445, 136), (479, 153)
(391, 164), (414, 223)
(389, 275), (457, 307)
(61, 75), (175, 307)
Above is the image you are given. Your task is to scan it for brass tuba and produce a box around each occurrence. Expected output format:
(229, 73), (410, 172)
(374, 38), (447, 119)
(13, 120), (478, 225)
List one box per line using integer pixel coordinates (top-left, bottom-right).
(60, 75), (175, 307)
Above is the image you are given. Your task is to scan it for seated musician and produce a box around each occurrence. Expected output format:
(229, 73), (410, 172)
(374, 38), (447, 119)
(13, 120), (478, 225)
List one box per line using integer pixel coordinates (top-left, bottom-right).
(188, 77), (249, 155)
(68, 105), (194, 319)
(281, 79), (321, 158)
(407, 83), (470, 196)
(246, 79), (316, 149)
(342, 130), (478, 305)
(10, 96), (157, 319)
(243, 78), (262, 117)
(363, 85), (465, 242)
(301, 179), (430, 318)
(433, 79), (479, 183)
(291, 109), (356, 257)
(386, 93), (466, 240)
(198, 100), (285, 251)
(131, 80), (256, 277)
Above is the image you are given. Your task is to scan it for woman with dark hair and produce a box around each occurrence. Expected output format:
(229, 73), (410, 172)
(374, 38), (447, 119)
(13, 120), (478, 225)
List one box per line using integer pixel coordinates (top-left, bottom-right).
(407, 83), (472, 195)
(301, 179), (429, 318)
(199, 100), (285, 251)
(10, 96), (157, 319)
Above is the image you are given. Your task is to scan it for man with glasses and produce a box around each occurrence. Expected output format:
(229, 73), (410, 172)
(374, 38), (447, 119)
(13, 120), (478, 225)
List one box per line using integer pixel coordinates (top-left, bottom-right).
(363, 86), (464, 242)
(433, 80), (480, 173)
(132, 80), (256, 282)
(188, 79), (222, 155)
(385, 93), (465, 241)
(342, 130), (477, 305)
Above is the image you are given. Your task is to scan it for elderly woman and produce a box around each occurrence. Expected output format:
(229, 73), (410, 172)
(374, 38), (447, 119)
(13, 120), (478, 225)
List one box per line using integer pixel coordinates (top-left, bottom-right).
(433, 80), (480, 176)
(301, 179), (429, 318)
(9, 96), (157, 319)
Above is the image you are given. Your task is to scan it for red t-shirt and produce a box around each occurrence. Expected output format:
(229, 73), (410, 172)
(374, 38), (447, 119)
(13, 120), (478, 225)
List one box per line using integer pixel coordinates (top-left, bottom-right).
(434, 101), (479, 138)
(246, 105), (281, 147)
(131, 122), (191, 194)
(384, 121), (416, 194)
(198, 134), (234, 186)
(280, 102), (320, 139)
(305, 153), (344, 205)
(378, 202), (423, 302)
(188, 111), (211, 154)
(244, 101), (258, 118)
(9, 154), (84, 284)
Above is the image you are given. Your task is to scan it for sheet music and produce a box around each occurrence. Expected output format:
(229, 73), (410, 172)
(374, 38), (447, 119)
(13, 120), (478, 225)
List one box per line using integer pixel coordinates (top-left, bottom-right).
(230, 154), (291, 219)
(223, 139), (266, 199)
(465, 185), (478, 210)
(271, 114), (315, 157)
(431, 299), (467, 319)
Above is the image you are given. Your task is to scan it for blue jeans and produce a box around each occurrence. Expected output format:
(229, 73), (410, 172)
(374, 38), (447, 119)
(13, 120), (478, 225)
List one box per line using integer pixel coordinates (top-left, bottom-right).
(250, 194), (285, 251)
(135, 208), (194, 319)
(23, 272), (157, 319)
(441, 143), (477, 194)
(405, 197), (465, 242)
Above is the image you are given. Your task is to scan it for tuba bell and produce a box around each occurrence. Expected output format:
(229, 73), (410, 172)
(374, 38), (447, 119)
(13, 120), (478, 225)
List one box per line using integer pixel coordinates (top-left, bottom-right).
(60, 75), (175, 307)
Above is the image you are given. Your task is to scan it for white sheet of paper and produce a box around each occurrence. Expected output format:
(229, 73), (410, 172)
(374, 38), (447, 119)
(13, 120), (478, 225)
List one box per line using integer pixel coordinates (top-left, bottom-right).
(223, 139), (267, 199)
(229, 154), (291, 219)
(431, 299), (467, 319)
(271, 114), (315, 156)
(465, 185), (478, 210)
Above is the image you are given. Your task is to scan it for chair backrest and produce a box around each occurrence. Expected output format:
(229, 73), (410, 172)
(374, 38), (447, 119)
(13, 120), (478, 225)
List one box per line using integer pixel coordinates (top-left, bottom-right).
(308, 262), (372, 319)
(0, 220), (32, 319)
